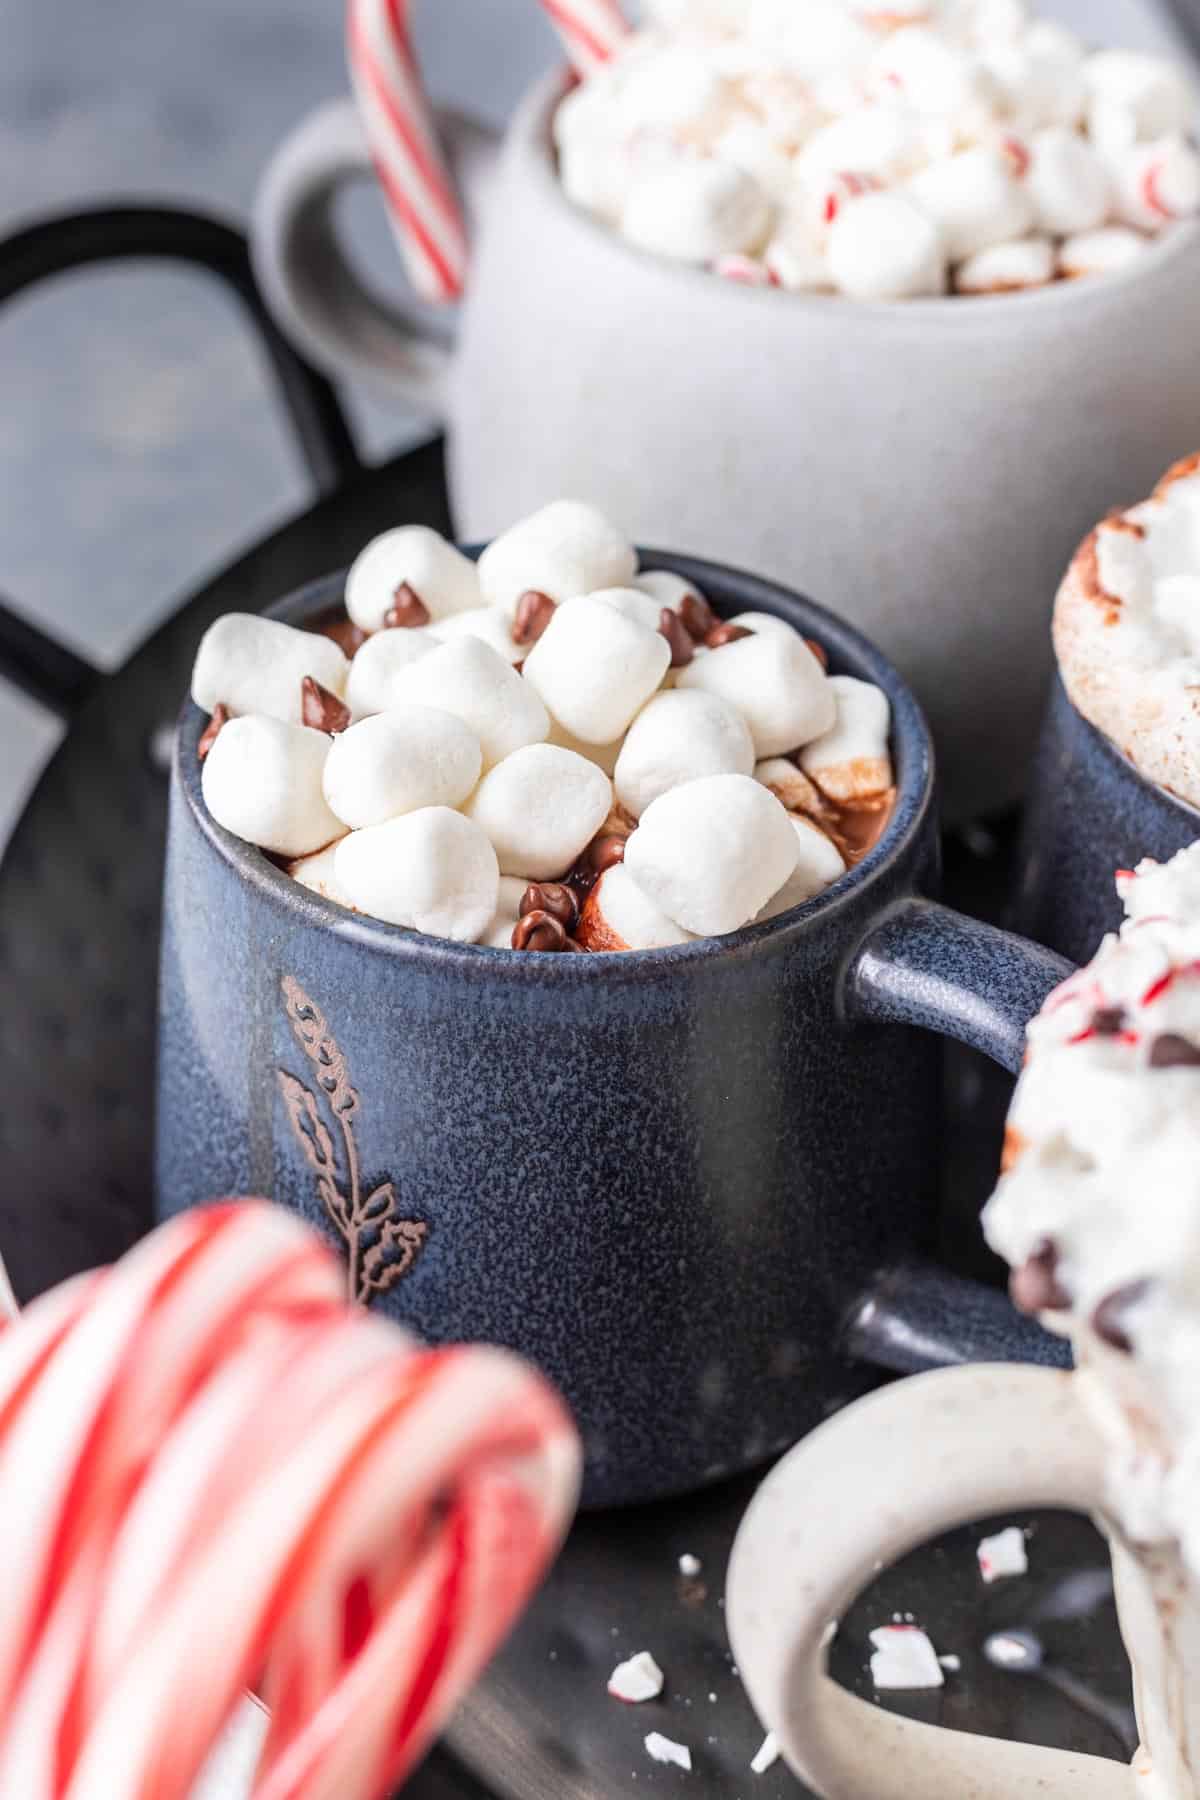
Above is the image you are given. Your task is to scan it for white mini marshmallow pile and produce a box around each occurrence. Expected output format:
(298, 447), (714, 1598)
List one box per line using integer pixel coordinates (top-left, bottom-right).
(554, 2), (1199, 300)
(191, 500), (894, 952)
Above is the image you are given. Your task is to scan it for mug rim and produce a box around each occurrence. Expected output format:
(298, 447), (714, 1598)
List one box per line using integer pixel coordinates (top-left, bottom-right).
(175, 550), (935, 981)
(519, 68), (1200, 326)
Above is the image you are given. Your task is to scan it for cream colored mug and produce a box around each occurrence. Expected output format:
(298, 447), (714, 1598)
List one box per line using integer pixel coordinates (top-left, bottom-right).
(728, 1360), (1200, 1798)
(252, 75), (1200, 819)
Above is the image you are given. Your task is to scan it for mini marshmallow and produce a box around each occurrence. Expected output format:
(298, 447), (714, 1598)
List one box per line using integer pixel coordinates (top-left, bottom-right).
(755, 756), (826, 815)
(714, 120), (796, 203)
(1058, 225), (1147, 279)
(384, 636), (549, 770)
(465, 743), (613, 879)
(201, 715), (343, 857)
(714, 252), (777, 285)
(869, 1626), (944, 1690)
(595, 585), (670, 634)
(480, 875), (531, 949)
(1111, 134), (1200, 232)
(763, 224), (835, 291)
(907, 147), (1034, 260)
(522, 595), (671, 746)
(677, 629), (834, 757)
(334, 807), (499, 941)
(321, 706), (482, 830)
(614, 689), (755, 818)
(826, 192), (946, 299)
(798, 106), (924, 183)
(286, 842), (355, 910)
(431, 607), (523, 665)
(866, 27), (990, 118)
(621, 156), (773, 264)
(191, 614), (349, 726)
(954, 234), (1055, 293)
(625, 773), (799, 935)
(636, 569), (709, 614)
(977, 1525), (1029, 1582)
(1084, 50), (1195, 157)
(983, 30), (1087, 132)
(1025, 128), (1111, 236)
(344, 526), (481, 633)
(799, 675), (892, 800)
(477, 500), (637, 618)
(644, 1733), (692, 1773)
(755, 815), (847, 919)
(608, 1651), (666, 1703)
(344, 626), (439, 716)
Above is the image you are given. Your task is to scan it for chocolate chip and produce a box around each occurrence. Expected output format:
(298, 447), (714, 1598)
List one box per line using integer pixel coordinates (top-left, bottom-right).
(659, 608), (695, 669)
(1009, 1239), (1071, 1316)
(1149, 1033), (1200, 1068)
(513, 589), (556, 647)
(585, 834), (627, 875)
(704, 622), (753, 650)
(511, 910), (569, 953)
(384, 581), (431, 629)
(804, 636), (829, 669)
(197, 703), (229, 761)
(1091, 1280), (1152, 1353)
(520, 881), (579, 930)
(1091, 1005), (1127, 1037)
(301, 677), (352, 735)
(679, 592), (717, 641)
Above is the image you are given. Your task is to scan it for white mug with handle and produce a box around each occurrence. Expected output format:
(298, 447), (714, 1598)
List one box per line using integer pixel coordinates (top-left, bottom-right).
(250, 12), (1200, 822)
(727, 1361), (1200, 1798)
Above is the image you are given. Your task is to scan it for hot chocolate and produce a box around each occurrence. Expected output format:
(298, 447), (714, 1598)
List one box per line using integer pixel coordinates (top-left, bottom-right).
(189, 502), (895, 951)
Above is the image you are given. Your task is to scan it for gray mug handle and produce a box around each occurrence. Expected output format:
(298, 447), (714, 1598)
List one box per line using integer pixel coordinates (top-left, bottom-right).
(251, 98), (498, 410)
(837, 896), (1076, 1375)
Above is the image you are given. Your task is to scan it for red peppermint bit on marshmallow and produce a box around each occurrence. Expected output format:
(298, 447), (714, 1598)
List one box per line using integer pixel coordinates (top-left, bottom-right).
(1142, 162), (1171, 220)
(1002, 136), (1031, 179)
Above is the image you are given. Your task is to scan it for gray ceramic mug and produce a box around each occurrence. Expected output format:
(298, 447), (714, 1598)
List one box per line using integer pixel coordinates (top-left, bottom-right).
(250, 76), (1200, 820)
(157, 550), (1072, 1510)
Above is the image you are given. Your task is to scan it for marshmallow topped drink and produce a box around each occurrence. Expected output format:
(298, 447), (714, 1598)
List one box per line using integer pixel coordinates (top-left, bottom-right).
(189, 502), (895, 952)
(1055, 452), (1200, 809)
(986, 841), (1200, 1796)
(555, 0), (1199, 299)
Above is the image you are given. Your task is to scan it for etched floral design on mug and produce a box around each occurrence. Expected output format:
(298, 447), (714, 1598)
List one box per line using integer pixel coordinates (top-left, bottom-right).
(277, 975), (428, 1302)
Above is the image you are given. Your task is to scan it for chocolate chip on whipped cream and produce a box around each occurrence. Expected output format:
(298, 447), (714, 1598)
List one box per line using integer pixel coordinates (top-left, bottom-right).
(1054, 452), (1200, 808)
(189, 501), (894, 949)
(553, 5), (1198, 301)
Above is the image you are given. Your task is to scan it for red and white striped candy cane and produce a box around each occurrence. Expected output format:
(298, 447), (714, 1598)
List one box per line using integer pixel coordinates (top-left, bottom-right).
(0, 1203), (579, 1800)
(346, 0), (629, 301)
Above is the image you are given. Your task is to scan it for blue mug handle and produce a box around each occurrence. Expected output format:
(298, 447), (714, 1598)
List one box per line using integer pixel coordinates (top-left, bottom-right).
(840, 896), (1074, 1374)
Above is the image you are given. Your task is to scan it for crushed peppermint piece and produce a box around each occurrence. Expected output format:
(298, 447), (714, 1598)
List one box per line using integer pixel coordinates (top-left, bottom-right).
(609, 1651), (665, 1704)
(977, 1526), (1028, 1583)
(869, 1626), (945, 1690)
(645, 1732), (692, 1771)
(938, 1654), (961, 1672)
(678, 1553), (702, 1577)
(750, 1732), (780, 1774)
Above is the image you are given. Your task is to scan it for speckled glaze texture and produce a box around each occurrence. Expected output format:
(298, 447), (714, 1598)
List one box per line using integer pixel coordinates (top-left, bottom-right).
(1016, 675), (1200, 968)
(157, 557), (1070, 1507)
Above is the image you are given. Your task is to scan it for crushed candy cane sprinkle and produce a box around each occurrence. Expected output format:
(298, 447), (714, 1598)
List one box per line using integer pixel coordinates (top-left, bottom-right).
(977, 1525), (1029, 1582)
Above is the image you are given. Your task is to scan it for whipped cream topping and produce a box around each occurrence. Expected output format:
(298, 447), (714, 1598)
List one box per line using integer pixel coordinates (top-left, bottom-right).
(554, 3), (1198, 299)
(1093, 457), (1200, 676)
(190, 501), (893, 950)
(984, 840), (1200, 1555)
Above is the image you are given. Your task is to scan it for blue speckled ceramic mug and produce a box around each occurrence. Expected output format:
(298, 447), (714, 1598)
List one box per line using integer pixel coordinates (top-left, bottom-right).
(156, 553), (1071, 1508)
(1015, 674), (1200, 968)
